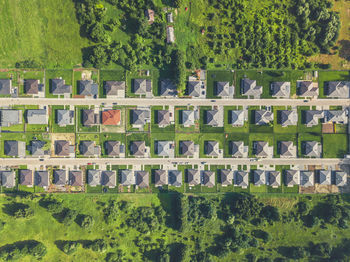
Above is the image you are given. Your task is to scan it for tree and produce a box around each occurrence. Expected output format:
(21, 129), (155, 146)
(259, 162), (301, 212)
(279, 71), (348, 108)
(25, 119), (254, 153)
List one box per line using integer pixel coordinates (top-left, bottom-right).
(90, 23), (111, 43)
(87, 45), (109, 68)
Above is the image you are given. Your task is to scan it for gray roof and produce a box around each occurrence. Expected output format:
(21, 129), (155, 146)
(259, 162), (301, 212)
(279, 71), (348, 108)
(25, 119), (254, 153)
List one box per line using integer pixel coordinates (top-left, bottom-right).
(57, 110), (74, 126)
(120, 170), (135, 186)
(154, 169), (168, 186)
(279, 141), (296, 157)
(254, 170), (266, 186)
(1, 171), (15, 188)
(30, 140), (46, 156)
(268, 171), (281, 187)
(157, 110), (170, 126)
(79, 80), (98, 96)
(326, 81), (350, 98)
(55, 140), (70, 156)
(25, 79), (39, 94)
(284, 170), (299, 187)
(35, 171), (49, 187)
(105, 141), (120, 156)
(318, 170), (331, 185)
(131, 109), (150, 125)
(300, 171), (314, 187)
(51, 79), (72, 94)
(241, 78), (262, 97)
(0, 110), (21, 127)
(205, 141), (219, 156)
(255, 110), (273, 125)
(80, 141), (99, 156)
(335, 171), (347, 186)
(101, 170), (116, 187)
(160, 79), (177, 97)
(69, 170), (83, 186)
(229, 141), (246, 157)
(187, 81), (201, 97)
(325, 110), (347, 123)
(254, 141), (270, 157)
(304, 110), (324, 127)
(234, 171), (248, 187)
(231, 110), (245, 126)
(155, 141), (172, 157)
(53, 170), (67, 185)
(105, 81), (125, 96)
(27, 109), (47, 124)
(133, 79), (151, 94)
(87, 170), (101, 186)
(4, 140), (25, 157)
(280, 110), (298, 127)
(0, 79), (11, 95)
(303, 141), (321, 157)
(19, 170), (33, 186)
(168, 170), (182, 187)
(187, 169), (200, 186)
(82, 109), (99, 126)
(216, 81), (231, 97)
(206, 110), (220, 126)
(271, 82), (290, 97)
(298, 81), (318, 97)
(221, 169), (233, 186)
(135, 171), (149, 188)
(179, 141), (195, 156)
(182, 110), (195, 126)
(201, 171), (215, 187)
(130, 141), (146, 157)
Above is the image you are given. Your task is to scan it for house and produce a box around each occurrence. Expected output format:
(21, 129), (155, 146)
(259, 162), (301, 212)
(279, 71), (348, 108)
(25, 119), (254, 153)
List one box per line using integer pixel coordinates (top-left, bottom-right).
(179, 141), (195, 156)
(130, 141), (146, 157)
(4, 140), (25, 157)
(181, 110), (198, 127)
(334, 171), (347, 186)
(187, 169), (200, 186)
(271, 82), (290, 98)
(278, 141), (296, 158)
(101, 170), (116, 187)
(280, 110), (298, 127)
(201, 171), (215, 187)
(300, 171), (314, 187)
(168, 170), (182, 187)
(317, 170), (331, 185)
(131, 109), (150, 127)
(82, 109), (100, 126)
(230, 110), (245, 126)
(302, 141), (322, 158)
(55, 140), (73, 156)
(241, 78), (262, 98)
(135, 171), (149, 188)
(1, 171), (15, 188)
(234, 170), (249, 188)
(204, 141), (220, 157)
(87, 170), (101, 186)
(221, 169), (233, 186)
(216, 81), (234, 98)
(324, 110), (348, 124)
(26, 109), (48, 124)
(102, 110), (121, 125)
(166, 26), (175, 43)
(268, 171), (281, 187)
(254, 170), (266, 186)
(0, 79), (11, 95)
(56, 110), (74, 126)
(284, 170), (300, 187)
(120, 170), (135, 186)
(25, 79), (39, 94)
(160, 79), (177, 97)
(187, 81), (201, 97)
(53, 170), (67, 185)
(105, 141), (122, 157)
(157, 110), (170, 127)
(304, 110), (324, 127)
(145, 9), (155, 24)
(229, 141), (248, 158)
(19, 169), (33, 186)
(154, 170), (168, 187)
(326, 81), (350, 98)
(298, 81), (318, 97)
(104, 81), (125, 97)
(253, 141), (272, 158)
(79, 141), (100, 156)
(79, 80), (98, 96)
(35, 171), (49, 187)
(255, 110), (273, 125)
(133, 79), (152, 95)
(69, 170), (83, 186)
(167, 12), (173, 23)
(51, 79), (72, 95)
(29, 140), (46, 156)
(205, 110), (221, 126)
(155, 141), (174, 157)
(0, 110), (22, 127)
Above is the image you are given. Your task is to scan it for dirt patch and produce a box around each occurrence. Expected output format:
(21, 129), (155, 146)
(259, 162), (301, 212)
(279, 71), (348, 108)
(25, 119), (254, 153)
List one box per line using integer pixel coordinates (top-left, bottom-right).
(322, 123), (334, 133)
(51, 133), (75, 157)
(314, 184), (339, 194)
(82, 70), (92, 80)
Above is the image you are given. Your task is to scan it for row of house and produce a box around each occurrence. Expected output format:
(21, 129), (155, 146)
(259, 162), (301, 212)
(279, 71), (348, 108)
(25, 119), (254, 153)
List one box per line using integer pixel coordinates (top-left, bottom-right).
(0, 109), (48, 127)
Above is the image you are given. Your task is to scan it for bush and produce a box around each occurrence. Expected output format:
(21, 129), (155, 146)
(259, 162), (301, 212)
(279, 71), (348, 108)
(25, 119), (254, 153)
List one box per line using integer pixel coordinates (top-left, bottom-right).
(59, 209), (78, 226)
(252, 230), (271, 243)
(62, 241), (79, 255)
(0, 240), (46, 260)
(3, 203), (34, 219)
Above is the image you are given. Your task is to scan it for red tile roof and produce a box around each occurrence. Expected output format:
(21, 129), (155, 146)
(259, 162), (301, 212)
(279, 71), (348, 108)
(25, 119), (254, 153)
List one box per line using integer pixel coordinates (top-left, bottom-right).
(102, 110), (121, 125)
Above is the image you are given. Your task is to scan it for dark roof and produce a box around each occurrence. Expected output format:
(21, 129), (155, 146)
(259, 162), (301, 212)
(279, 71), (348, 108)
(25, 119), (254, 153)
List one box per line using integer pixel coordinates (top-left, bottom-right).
(79, 141), (97, 156)
(179, 141), (195, 156)
(279, 141), (295, 157)
(135, 171), (149, 188)
(30, 140), (46, 156)
(157, 110), (170, 126)
(168, 170), (182, 186)
(255, 110), (273, 125)
(154, 170), (168, 186)
(131, 109), (150, 125)
(19, 169), (33, 186)
(201, 171), (215, 187)
(51, 79), (72, 94)
(105, 141), (120, 156)
(205, 141), (219, 156)
(120, 170), (135, 186)
(303, 141), (321, 157)
(82, 109), (99, 126)
(241, 78), (262, 97)
(317, 170), (331, 185)
(130, 141), (146, 157)
(298, 81), (318, 96)
(280, 110), (298, 127)
(4, 140), (25, 157)
(0, 79), (11, 95)
(234, 170), (249, 187)
(1, 171), (15, 188)
(79, 80), (98, 96)
(101, 171), (116, 187)
(300, 171), (314, 187)
(229, 141), (245, 157)
(133, 79), (151, 94)
(221, 169), (233, 186)
(216, 81), (230, 96)
(326, 81), (350, 98)
(87, 169), (101, 186)
(55, 140), (70, 156)
(160, 79), (177, 96)
(69, 170), (83, 186)
(53, 170), (67, 185)
(254, 141), (270, 157)
(187, 169), (200, 186)
(187, 81), (201, 97)
(284, 170), (299, 186)
(25, 79), (39, 94)
(254, 170), (266, 186)
(105, 81), (125, 96)
(268, 171), (281, 187)
(206, 110), (219, 126)
(35, 171), (49, 187)
(271, 82), (290, 97)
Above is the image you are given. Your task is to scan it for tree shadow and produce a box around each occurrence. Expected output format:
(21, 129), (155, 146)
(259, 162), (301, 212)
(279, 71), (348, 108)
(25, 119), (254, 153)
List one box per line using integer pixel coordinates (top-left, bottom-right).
(2, 202), (30, 217)
(157, 191), (182, 230)
(339, 40), (350, 61)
